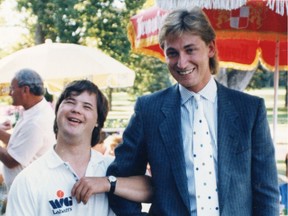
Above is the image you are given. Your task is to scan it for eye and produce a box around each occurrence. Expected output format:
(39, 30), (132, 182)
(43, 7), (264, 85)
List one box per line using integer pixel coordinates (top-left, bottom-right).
(186, 48), (195, 54)
(166, 50), (178, 58)
(64, 98), (75, 104)
(83, 102), (94, 110)
(84, 105), (93, 110)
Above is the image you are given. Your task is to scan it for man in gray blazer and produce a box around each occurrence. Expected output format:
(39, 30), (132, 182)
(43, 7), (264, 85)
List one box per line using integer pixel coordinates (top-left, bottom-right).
(107, 7), (279, 216)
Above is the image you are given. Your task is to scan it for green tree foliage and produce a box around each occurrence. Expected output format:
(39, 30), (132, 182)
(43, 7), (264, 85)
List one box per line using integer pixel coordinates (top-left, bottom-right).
(128, 54), (171, 97)
(17, 0), (82, 43)
(14, 0), (171, 96)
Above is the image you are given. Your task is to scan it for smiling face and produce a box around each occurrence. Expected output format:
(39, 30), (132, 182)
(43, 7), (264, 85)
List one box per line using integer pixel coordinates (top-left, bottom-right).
(56, 91), (98, 142)
(164, 33), (215, 92)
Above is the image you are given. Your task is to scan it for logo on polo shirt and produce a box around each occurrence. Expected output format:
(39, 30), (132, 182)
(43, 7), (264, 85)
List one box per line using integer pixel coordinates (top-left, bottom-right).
(49, 190), (73, 214)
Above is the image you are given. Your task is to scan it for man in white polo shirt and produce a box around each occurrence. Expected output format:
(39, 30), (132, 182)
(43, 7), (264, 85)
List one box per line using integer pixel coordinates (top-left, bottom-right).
(0, 68), (55, 189)
(6, 80), (152, 216)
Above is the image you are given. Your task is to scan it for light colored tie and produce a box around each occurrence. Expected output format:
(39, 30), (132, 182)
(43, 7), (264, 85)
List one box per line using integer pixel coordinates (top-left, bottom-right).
(193, 94), (219, 216)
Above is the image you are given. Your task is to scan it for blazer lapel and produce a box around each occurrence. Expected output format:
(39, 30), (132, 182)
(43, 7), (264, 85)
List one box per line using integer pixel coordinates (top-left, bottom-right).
(159, 85), (190, 211)
(217, 84), (241, 212)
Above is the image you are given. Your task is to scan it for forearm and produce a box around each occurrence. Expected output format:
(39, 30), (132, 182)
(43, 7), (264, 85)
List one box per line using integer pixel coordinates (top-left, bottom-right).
(114, 176), (153, 203)
(72, 175), (153, 204)
(0, 146), (19, 168)
(0, 129), (10, 145)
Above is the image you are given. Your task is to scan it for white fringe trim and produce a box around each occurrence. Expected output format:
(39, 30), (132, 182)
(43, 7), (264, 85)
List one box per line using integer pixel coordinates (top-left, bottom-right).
(156, 0), (288, 15)
(155, 0), (247, 10)
(267, 0), (288, 16)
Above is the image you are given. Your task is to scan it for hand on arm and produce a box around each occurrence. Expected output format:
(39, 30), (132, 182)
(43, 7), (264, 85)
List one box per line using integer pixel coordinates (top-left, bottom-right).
(71, 175), (153, 204)
(71, 177), (109, 204)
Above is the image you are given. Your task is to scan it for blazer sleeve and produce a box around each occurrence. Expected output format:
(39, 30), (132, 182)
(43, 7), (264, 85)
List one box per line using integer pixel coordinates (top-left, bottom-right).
(251, 98), (279, 216)
(107, 98), (149, 216)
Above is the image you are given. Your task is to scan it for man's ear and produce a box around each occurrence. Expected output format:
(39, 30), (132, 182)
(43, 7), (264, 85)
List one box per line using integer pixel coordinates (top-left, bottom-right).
(208, 40), (216, 58)
(22, 85), (30, 93)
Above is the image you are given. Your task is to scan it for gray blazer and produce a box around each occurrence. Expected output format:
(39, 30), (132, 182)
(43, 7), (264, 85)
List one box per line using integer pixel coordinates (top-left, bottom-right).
(107, 81), (279, 216)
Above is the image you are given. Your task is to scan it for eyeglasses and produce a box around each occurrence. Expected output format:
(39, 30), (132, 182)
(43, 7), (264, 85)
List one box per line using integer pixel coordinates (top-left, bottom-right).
(8, 85), (23, 94)
(9, 86), (16, 94)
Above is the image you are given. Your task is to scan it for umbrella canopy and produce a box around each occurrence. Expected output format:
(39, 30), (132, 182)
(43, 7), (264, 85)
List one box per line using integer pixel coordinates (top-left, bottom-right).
(0, 42), (135, 94)
(155, 0), (288, 15)
(128, 0), (288, 71)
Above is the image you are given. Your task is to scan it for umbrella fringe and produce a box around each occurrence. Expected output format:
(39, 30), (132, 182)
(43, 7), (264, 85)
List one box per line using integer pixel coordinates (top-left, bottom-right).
(267, 0), (288, 16)
(155, 0), (288, 15)
(155, 0), (247, 10)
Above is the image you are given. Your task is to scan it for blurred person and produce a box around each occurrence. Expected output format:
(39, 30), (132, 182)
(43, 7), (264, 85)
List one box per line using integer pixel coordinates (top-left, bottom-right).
(0, 68), (55, 189)
(93, 133), (123, 156)
(104, 133), (123, 156)
(107, 7), (279, 216)
(93, 131), (108, 154)
(6, 80), (152, 216)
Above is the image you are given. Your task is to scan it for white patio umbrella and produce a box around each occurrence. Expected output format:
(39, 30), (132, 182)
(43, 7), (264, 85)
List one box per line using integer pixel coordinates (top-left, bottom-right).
(0, 42), (135, 94)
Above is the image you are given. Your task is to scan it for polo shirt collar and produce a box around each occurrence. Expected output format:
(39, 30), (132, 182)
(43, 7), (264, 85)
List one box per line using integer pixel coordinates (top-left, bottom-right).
(46, 146), (106, 169)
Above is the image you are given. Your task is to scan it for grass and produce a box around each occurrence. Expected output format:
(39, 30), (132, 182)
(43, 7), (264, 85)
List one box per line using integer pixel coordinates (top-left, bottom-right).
(105, 92), (135, 129)
(245, 88), (287, 178)
(245, 88), (288, 125)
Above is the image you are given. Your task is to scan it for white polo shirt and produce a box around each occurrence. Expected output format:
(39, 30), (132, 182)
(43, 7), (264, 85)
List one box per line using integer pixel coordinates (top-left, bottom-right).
(3, 98), (55, 189)
(6, 148), (115, 216)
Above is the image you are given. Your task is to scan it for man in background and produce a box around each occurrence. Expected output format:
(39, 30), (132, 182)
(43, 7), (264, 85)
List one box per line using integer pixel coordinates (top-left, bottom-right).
(0, 68), (55, 189)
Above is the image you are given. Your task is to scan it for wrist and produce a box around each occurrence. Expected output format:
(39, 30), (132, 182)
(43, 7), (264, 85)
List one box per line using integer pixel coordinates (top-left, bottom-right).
(107, 175), (117, 194)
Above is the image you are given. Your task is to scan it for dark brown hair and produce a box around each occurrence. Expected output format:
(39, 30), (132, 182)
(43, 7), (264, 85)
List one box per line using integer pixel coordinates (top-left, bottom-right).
(53, 80), (109, 147)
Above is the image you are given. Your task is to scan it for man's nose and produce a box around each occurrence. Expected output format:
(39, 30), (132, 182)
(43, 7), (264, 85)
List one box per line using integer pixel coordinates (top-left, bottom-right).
(71, 103), (82, 113)
(177, 54), (188, 69)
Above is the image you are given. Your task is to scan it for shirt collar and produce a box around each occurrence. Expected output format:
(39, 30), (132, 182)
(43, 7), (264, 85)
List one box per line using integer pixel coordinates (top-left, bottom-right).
(179, 77), (217, 104)
(22, 98), (48, 119)
(199, 77), (217, 103)
(179, 85), (193, 105)
(46, 146), (106, 169)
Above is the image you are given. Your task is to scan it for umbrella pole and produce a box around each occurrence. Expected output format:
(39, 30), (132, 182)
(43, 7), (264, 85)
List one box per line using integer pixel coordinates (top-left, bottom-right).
(272, 40), (280, 146)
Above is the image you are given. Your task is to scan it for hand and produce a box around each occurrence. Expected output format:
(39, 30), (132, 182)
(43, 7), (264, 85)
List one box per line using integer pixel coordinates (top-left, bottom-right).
(0, 120), (12, 131)
(71, 177), (109, 204)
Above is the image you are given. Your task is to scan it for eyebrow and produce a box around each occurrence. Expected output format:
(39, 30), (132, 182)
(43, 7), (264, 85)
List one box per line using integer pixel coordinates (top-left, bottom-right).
(66, 97), (95, 108)
(83, 101), (94, 108)
(166, 43), (196, 51)
(184, 44), (196, 49)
